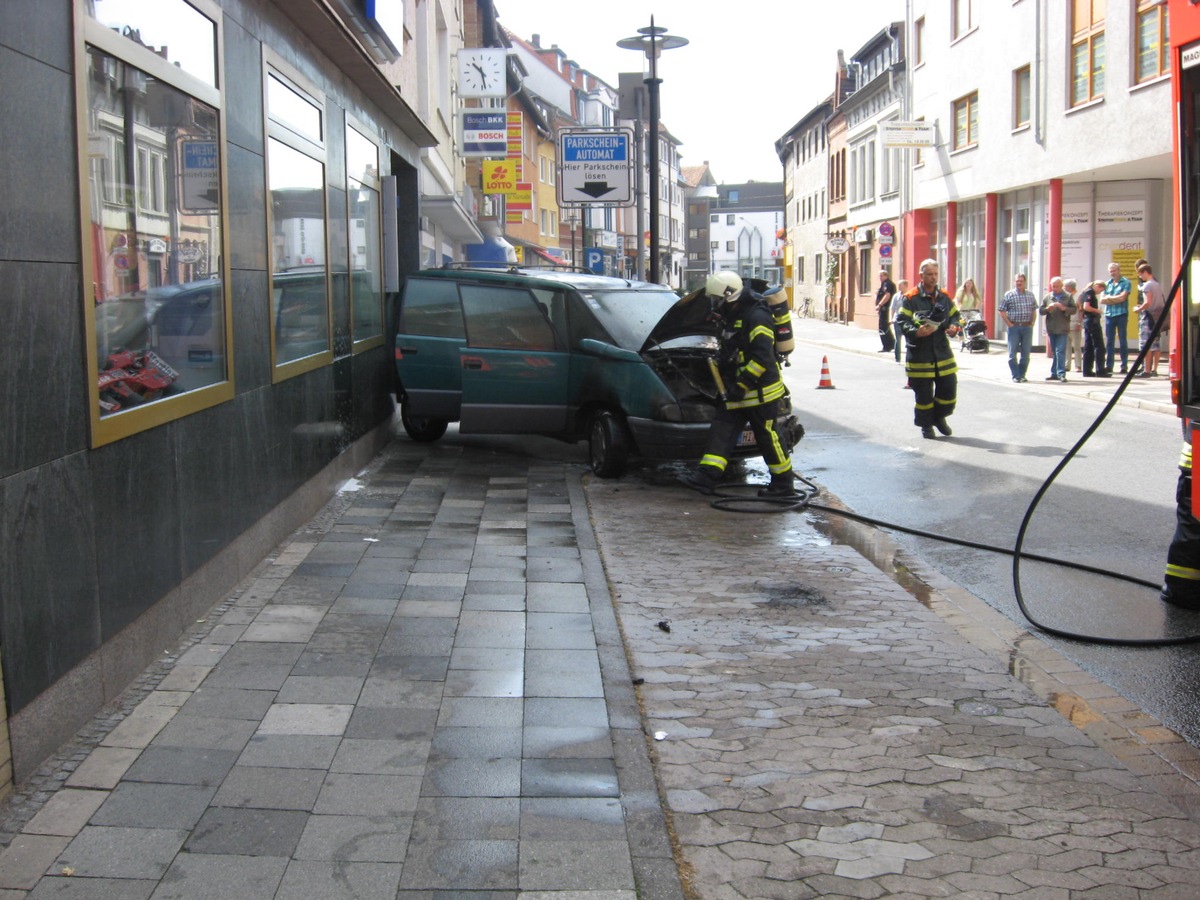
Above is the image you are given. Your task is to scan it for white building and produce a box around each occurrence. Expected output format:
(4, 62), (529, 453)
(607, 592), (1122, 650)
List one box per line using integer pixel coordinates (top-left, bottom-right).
(905, 0), (1171, 338)
(708, 182), (786, 287)
(778, 98), (834, 316)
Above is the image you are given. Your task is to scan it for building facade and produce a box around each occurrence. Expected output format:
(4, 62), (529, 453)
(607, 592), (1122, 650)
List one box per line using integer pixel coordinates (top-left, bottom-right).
(708, 182), (786, 287)
(0, 0), (439, 789)
(905, 1), (1171, 342)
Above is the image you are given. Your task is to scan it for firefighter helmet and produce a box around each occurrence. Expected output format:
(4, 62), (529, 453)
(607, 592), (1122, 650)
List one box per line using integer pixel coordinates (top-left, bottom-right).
(705, 271), (743, 301)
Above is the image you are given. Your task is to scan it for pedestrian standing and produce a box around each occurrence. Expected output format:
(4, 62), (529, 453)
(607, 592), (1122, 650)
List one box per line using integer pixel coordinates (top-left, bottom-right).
(1135, 262), (1166, 376)
(1079, 280), (1109, 377)
(998, 272), (1037, 383)
(1102, 261), (1132, 374)
(1039, 276), (1075, 382)
(898, 259), (961, 439)
(891, 278), (908, 365)
(1064, 278), (1082, 373)
(875, 270), (897, 353)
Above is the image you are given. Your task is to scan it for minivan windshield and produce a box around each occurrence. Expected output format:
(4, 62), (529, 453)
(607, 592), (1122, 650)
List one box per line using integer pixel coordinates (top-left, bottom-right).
(579, 289), (681, 351)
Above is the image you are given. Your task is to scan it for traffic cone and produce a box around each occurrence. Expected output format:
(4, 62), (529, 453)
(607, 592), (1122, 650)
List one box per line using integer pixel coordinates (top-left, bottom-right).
(816, 355), (836, 389)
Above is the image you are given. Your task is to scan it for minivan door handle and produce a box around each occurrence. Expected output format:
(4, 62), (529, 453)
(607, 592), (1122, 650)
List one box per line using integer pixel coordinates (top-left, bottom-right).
(462, 357), (484, 370)
(398, 346), (418, 354)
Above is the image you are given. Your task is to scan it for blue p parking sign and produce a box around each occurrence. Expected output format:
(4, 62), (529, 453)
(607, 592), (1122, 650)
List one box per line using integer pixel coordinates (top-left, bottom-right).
(585, 248), (604, 274)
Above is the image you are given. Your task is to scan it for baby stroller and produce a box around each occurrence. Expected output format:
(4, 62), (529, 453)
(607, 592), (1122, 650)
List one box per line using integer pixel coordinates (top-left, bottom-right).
(959, 309), (989, 353)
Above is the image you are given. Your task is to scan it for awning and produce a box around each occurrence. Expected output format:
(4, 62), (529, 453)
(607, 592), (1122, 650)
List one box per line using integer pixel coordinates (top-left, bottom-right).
(527, 246), (567, 266)
(421, 196), (485, 243)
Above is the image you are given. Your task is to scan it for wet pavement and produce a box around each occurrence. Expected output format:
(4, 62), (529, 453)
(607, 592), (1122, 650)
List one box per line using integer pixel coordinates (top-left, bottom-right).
(1, 321), (1199, 897)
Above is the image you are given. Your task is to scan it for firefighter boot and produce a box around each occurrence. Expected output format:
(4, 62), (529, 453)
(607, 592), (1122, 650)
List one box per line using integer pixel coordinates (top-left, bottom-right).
(679, 466), (721, 495)
(758, 471), (797, 498)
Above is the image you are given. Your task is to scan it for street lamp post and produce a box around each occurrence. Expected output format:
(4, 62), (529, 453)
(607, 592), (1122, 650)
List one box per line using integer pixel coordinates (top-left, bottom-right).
(618, 18), (687, 286)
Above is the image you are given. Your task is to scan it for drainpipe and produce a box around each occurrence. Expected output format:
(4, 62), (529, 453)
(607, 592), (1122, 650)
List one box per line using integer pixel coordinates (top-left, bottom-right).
(1034, 0), (1044, 146)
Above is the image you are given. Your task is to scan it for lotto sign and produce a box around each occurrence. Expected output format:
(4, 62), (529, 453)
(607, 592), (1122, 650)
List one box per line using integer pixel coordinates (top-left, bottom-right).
(462, 111), (507, 157)
(483, 161), (519, 194)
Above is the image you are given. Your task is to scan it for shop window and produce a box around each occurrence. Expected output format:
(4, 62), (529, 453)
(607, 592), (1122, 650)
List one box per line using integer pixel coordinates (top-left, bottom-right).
(266, 61), (331, 376)
(81, 0), (233, 443)
(1136, 1), (1170, 84)
(1071, 0), (1106, 106)
(346, 123), (383, 348)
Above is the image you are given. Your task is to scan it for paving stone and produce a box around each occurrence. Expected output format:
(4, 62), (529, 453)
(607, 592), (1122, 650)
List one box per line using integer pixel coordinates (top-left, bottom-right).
(121, 746), (239, 787)
(184, 806), (308, 856)
(0, 835), (71, 889)
(53, 826), (187, 880)
(313, 774), (423, 817)
(152, 852), (287, 898)
(293, 813), (413, 862)
(274, 859), (403, 899)
(22, 789), (108, 838)
(90, 782), (216, 829)
(211, 767), (325, 811)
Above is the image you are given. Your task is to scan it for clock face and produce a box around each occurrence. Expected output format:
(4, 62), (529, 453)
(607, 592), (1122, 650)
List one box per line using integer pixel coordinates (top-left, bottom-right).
(458, 49), (506, 98)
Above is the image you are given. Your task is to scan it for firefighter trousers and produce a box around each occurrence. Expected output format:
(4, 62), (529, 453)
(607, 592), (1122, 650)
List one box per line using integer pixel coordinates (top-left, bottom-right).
(1164, 465), (1200, 608)
(907, 358), (957, 428)
(698, 398), (793, 477)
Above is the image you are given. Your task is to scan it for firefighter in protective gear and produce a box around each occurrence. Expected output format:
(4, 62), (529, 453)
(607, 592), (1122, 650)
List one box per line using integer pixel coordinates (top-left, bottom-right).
(679, 274), (796, 497)
(899, 259), (962, 440)
(1162, 430), (1200, 609)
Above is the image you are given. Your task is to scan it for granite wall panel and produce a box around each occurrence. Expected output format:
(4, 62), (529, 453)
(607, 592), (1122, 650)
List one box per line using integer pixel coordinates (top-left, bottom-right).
(0, 454), (101, 711)
(0, 261), (88, 479)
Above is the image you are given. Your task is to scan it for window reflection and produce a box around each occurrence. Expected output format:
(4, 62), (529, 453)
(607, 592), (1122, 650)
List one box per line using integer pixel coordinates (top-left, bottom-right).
(87, 46), (226, 416)
(88, 0), (217, 87)
(269, 138), (330, 363)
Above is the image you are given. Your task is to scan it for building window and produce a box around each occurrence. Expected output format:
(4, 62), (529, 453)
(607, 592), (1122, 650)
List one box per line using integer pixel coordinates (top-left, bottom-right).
(728, 190), (739, 202)
(710, 213), (719, 223)
(266, 62), (332, 375)
(726, 214), (736, 225)
(726, 241), (735, 252)
(1071, 0), (1105, 106)
(1136, 0), (1170, 84)
(914, 16), (925, 66)
(81, 0), (232, 442)
(858, 249), (872, 293)
(951, 0), (974, 40)
(952, 92), (979, 150)
(1013, 66), (1031, 128)
(346, 123), (383, 349)
(798, 256), (805, 282)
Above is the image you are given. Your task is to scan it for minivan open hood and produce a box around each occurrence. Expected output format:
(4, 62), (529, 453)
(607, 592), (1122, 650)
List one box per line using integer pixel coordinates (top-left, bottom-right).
(640, 288), (721, 352)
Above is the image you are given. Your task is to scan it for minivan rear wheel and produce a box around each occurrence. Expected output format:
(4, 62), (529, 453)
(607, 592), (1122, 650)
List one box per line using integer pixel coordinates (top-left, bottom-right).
(401, 401), (448, 442)
(588, 410), (631, 478)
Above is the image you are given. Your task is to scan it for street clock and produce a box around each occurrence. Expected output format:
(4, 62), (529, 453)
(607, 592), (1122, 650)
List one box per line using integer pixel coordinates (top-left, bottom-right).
(457, 48), (507, 98)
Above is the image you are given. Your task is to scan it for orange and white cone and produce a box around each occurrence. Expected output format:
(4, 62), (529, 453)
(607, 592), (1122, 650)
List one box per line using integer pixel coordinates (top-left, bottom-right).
(816, 355), (835, 389)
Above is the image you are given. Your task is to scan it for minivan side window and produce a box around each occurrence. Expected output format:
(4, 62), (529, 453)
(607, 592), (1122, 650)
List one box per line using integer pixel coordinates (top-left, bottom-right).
(399, 278), (466, 338)
(462, 286), (555, 350)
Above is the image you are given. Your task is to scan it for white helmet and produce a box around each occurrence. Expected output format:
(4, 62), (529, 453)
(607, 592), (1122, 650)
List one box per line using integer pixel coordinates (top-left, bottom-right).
(705, 271), (743, 300)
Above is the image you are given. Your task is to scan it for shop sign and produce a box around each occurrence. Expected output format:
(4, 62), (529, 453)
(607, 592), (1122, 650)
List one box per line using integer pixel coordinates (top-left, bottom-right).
(824, 235), (850, 254)
(483, 160), (519, 194)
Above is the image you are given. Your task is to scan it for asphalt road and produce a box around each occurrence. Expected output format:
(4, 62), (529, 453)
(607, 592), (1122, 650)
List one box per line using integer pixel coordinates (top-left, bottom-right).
(781, 336), (1200, 747)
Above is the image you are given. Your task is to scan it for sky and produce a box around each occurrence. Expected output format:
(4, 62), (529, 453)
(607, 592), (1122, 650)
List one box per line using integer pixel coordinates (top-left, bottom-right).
(493, 0), (905, 184)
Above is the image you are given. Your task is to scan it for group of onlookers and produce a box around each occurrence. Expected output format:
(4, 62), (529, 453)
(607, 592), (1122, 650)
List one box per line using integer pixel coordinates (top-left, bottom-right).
(997, 260), (1167, 383)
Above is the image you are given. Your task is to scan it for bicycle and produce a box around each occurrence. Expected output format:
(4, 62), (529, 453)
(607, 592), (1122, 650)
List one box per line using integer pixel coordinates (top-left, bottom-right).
(798, 296), (815, 319)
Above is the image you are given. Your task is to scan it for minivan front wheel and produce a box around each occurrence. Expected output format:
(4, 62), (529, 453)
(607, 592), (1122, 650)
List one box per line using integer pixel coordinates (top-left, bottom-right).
(400, 401), (448, 442)
(588, 410), (631, 478)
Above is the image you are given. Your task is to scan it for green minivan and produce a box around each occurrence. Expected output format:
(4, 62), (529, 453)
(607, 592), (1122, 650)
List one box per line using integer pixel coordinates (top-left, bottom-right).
(392, 266), (800, 477)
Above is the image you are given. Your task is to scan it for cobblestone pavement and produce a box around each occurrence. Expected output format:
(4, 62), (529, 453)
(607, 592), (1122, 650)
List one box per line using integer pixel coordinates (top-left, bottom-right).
(586, 473), (1200, 899)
